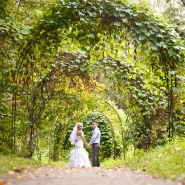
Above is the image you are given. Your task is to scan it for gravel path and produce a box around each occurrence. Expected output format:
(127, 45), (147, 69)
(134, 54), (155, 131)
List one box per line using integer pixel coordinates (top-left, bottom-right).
(0, 166), (182, 185)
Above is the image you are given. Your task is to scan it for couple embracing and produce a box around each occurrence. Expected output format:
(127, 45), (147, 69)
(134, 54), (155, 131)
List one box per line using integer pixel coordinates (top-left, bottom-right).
(67, 121), (101, 167)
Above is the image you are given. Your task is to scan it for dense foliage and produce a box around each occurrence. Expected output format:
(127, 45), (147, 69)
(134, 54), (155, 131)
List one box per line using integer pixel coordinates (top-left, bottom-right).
(1, 0), (185, 162)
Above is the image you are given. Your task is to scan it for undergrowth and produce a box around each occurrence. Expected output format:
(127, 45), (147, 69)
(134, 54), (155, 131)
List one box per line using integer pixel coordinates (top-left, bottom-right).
(101, 138), (185, 181)
(0, 155), (40, 174)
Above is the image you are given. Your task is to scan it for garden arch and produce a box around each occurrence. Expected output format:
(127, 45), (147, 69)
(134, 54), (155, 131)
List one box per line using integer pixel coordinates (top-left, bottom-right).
(13, 0), (185, 156)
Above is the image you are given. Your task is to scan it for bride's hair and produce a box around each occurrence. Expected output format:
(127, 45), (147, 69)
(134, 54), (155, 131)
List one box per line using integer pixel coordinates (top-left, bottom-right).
(77, 122), (83, 127)
(77, 122), (83, 130)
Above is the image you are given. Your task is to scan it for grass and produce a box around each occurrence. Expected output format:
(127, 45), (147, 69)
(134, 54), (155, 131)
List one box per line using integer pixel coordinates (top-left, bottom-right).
(0, 155), (66, 175)
(101, 138), (185, 181)
(1, 139), (185, 182)
(0, 155), (40, 174)
(42, 160), (67, 167)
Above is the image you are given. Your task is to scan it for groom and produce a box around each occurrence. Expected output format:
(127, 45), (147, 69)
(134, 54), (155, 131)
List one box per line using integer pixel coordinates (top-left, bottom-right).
(87, 121), (101, 167)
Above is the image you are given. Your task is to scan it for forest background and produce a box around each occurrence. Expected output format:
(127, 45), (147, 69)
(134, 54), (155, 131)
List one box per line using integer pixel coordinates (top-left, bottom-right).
(0, 0), (185, 181)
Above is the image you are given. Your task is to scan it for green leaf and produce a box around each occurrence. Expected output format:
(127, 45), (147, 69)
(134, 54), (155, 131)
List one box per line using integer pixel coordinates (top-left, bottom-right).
(135, 22), (142, 26)
(122, 18), (128, 23)
(172, 87), (182, 93)
(151, 45), (158, 51)
(114, 21), (121, 27)
(89, 33), (95, 38)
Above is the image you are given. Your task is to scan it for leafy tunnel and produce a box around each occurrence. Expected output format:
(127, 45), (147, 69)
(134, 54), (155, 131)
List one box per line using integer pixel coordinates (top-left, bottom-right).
(3, 0), (185, 159)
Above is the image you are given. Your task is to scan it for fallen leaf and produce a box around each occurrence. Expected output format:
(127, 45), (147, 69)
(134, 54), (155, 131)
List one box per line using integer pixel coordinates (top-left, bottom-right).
(17, 175), (22, 179)
(8, 170), (15, 175)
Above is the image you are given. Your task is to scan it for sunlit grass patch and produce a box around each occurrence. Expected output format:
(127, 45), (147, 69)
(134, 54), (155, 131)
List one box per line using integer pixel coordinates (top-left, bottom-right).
(0, 155), (40, 174)
(101, 139), (185, 181)
(101, 157), (124, 167)
(42, 160), (67, 167)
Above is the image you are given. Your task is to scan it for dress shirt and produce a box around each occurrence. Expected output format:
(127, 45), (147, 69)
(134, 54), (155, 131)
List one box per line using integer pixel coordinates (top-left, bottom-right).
(89, 127), (101, 145)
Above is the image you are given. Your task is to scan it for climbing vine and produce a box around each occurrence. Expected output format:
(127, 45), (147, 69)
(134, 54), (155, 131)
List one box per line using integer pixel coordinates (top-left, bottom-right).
(1, 0), (185, 158)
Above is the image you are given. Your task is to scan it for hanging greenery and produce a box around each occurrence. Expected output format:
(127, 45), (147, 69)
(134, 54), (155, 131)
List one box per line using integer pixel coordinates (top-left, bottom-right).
(1, 0), (185, 159)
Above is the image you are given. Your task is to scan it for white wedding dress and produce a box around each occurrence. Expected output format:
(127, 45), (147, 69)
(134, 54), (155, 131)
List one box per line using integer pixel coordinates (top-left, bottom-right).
(67, 136), (91, 167)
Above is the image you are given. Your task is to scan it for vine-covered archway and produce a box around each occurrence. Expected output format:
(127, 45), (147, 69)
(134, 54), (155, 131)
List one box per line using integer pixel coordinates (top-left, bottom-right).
(10, 0), (185, 157)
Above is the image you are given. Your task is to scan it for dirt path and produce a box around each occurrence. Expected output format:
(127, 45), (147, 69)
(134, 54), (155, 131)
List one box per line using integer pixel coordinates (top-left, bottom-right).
(0, 166), (182, 185)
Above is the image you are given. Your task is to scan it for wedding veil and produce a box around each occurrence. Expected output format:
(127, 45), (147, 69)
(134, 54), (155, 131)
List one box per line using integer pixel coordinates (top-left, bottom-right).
(68, 123), (78, 145)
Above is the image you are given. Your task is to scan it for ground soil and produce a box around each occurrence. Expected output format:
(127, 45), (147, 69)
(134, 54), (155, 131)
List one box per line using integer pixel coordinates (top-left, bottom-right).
(0, 165), (183, 185)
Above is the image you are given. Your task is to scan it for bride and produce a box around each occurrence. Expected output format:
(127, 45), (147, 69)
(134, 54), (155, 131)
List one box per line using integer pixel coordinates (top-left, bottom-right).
(67, 122), (91, 167)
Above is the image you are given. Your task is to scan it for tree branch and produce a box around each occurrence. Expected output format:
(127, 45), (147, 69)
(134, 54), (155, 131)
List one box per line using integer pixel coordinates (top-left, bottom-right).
(180, 0), (185, 7)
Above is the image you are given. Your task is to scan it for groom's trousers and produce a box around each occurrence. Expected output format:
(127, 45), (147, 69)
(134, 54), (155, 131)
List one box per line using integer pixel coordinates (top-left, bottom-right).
(92, 143), (100, 167)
